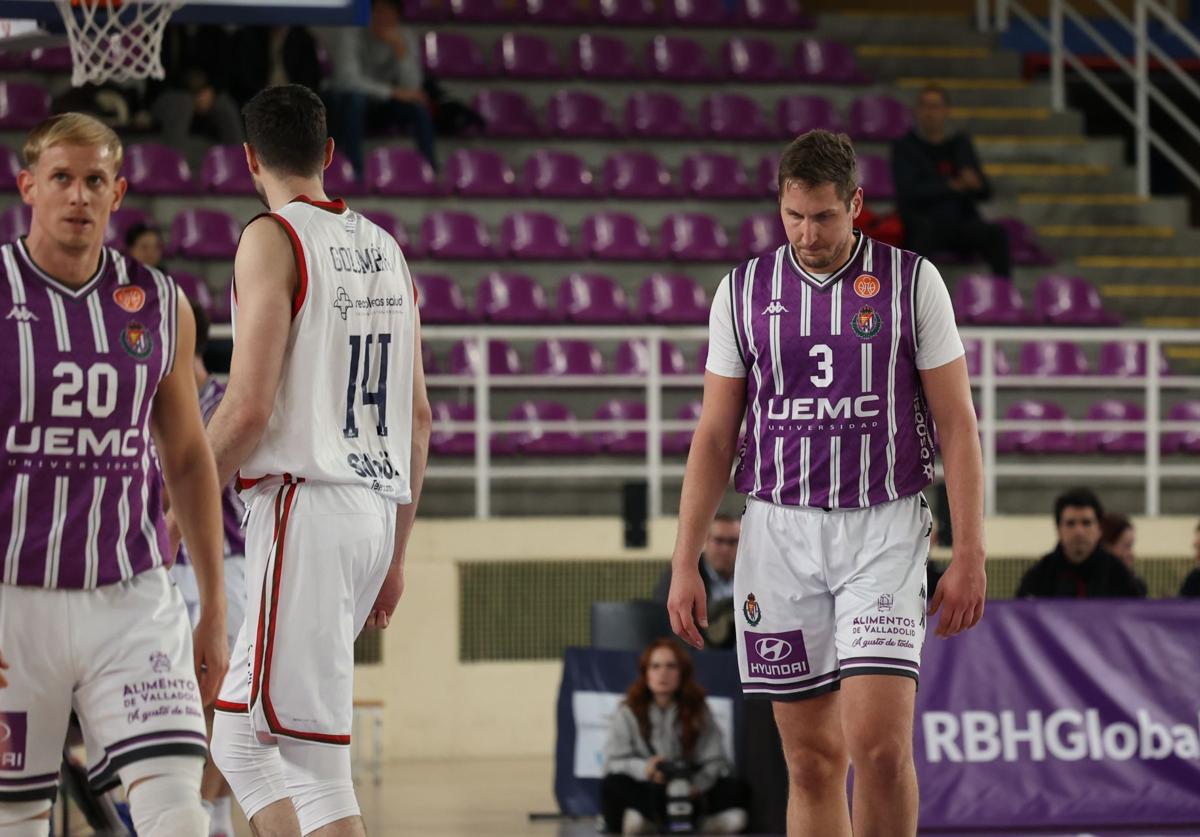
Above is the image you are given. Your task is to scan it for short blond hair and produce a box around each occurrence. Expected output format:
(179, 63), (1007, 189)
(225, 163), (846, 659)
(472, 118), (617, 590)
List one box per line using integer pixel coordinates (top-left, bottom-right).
(23, 112), (124, 174)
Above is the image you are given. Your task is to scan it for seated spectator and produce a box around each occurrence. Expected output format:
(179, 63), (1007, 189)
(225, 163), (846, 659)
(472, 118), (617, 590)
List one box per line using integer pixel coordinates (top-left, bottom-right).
(1180, 521), (1200, 597)
(892, 85), (1010, 277)
(1101, 513), (1148, 596)
(601, 640), (749, 835)
(653, 515), (739, 649)
(152, 25), (244, 150)
(124, 222), (165, 271)
(1016, 488), (1145, 598)
(321, 0), (437, 177)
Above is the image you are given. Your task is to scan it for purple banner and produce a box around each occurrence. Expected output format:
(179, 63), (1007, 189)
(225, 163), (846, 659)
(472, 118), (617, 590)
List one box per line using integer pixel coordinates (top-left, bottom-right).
(916, 600), (1200, 830)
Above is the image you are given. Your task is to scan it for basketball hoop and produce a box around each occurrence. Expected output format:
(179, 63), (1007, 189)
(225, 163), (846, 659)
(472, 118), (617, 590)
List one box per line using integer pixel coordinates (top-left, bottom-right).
(54, 0), (183, 86)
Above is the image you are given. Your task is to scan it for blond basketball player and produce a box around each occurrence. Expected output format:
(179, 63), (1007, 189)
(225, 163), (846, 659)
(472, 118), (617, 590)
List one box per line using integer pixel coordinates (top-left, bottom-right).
(205, 85), (431, 837)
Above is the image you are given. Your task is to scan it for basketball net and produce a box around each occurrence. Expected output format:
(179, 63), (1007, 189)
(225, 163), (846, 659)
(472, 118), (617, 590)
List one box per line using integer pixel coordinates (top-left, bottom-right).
(54, 0), (183, 86)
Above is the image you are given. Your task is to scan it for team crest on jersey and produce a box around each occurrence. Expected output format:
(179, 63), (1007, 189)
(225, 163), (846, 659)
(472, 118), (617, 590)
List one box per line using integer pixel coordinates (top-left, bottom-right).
(853, 274), (880, 299)
(742, 593), (762, 626)
(113, 286), (146, 313)
(851, 306), (882, 339)
(120, 321), (153, 359)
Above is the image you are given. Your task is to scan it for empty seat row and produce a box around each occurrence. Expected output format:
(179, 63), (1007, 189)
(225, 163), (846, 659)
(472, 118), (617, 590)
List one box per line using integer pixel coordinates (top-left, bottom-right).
(963, 338), (1169, 378)
(997, 399), (1200, 456)
(408, 0), (811, 28)
(424, 32), (863, 84)
(955, 274), (1119, 328)
(426, 337), (705, 377)
(474, 89), (910, 142)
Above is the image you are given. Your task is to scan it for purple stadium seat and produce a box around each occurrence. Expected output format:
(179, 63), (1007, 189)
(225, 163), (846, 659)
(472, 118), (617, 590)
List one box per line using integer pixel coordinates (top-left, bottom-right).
(615, 339), (688, 375)
(603, 151), (677, 199)
(496, 32), (566, 79)
(1083, 400), (1146, 455)
(795, 40), (866, 84)
(324, 151), (365, 195)
(422, 32), (489, 78)
(665, 0), (734, 25)
(952, 275), (1030, 325)
(548, 90), (619, 138)
(1033, 274), (1117, 326)
(365, 148), (439, 196)
(757, 153), (782, 195)
(430, 402), (476, 457)
(475, 90), (541, 137)
(0, 81), (50, 129)
(169, 209), (240, 259)
(640, 273), (708, 323)
(171, 271), (214, 314)
(405, 0), (450, 21)
(499, 211), (574, 260)
(0, 50), (27, 71)
(848, 95), (911, 141)
(1163, 402), (1200, 455)
(449, 339), (523, 375)
(592, 400), (647, 454)
(502, 401), (594, 456)
(29, 46), (72, 72)
(0, 204), (30, 241)
(776, 95), (842, 138)
(997, 400), (1078, 455)
(999, 217), (1056, 267)
(450, 0), (523, 21)
(662, 213), (732, 262)
(533, 339), (605, 376)
(523, 150), (595, 198)
(421, 211), (493, 260)
(571, 34), (641, 80)
(582, 212), (657, 260)
(446, 149), (517, 197)
(682, 152), (754, 199)
(209, 282), (233, 324)
(664, 401), (703, 455)
(124, 143), (194, 194)
(556, 273), (634, 323)
(1097, 340), (1169, 378)
(1018, 341), (1090, 377)
(359, 210), (420, 257)
(962, 338), (1011, 378)
(723, 37), (784, 81)
(740, 213), (788, 257)
(527, 0), (595, 23)
(596, 0), (663, 25)
(0, 146), (20, 191)
(701, 94), (772, 140)
(857, 153), (895, 201)
(476, 271), (554, 323)
(422, 344), (438, 377)
(412, 273), (476, 324)
(105, 207), (152, 249)
(624, 91), (694, 139)
(647, 35), (716, 81)
(745, 0), (810, 27)
(201, 145), (253, 194)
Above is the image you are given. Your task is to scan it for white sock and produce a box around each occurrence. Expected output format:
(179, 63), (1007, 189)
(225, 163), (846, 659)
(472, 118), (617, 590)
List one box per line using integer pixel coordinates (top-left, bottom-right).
(208, 796), (234, 837)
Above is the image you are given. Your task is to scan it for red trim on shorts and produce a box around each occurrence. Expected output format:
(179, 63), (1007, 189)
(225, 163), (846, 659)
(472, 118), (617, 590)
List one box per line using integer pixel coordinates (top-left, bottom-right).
(250, 486), (287, 707)
(237, 472), (306, 491)
(214, 700), (248, 714)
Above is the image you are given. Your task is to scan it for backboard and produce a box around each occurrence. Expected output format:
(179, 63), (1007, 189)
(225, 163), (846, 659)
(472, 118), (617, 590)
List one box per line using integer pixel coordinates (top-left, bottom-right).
(0, 0), (370, 26)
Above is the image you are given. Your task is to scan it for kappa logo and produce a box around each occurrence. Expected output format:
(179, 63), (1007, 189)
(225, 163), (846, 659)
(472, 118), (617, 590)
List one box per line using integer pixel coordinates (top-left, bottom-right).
(853, 274), (881, 299)
(113, 286), (146, 313)
(755, 637), (792, 662)
(761, 300), (789, 315)
(5, 306), (37, 322)
(851, 305), (882, 339)
(333, 287), (353, 320)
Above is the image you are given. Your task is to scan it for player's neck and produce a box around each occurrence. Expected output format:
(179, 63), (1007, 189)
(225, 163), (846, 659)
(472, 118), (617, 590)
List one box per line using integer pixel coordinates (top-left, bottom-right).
(23, 227), (104, 289)
(263, 176), (332, 212)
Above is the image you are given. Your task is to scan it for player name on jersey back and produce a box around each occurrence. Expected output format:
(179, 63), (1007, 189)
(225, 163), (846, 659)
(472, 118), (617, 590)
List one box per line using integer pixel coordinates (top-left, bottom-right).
(0, 241), (177, 589)
(237, 198), (416, 503)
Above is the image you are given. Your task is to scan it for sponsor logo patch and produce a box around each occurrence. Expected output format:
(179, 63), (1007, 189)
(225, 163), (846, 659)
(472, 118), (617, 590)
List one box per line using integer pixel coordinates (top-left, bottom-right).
(120, 321), (153, 359)
(113, 286), (146, 313)
(0, 711), (27, 771)
(743, 629), (810, 680)
(851, 305), (882, 339)
(5, 305), (37, 322)
(149, 651), (171, 674)
(762, 300), (789, 315)
(333, 287), (353, 320)
(876, 593), (895, 613)
(742, 593), (762, 626)
(853, 273), (880, 299)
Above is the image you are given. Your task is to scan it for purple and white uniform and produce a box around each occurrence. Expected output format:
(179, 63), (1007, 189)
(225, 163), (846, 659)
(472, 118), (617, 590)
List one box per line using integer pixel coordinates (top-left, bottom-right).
(705, 234), (964, 700)
(0, 239), (206, 804)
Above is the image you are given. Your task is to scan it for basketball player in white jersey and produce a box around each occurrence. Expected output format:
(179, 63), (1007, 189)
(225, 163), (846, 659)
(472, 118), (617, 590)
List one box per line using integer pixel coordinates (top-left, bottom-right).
(668, 132), (986, 836)
(205, 85), (431, 836)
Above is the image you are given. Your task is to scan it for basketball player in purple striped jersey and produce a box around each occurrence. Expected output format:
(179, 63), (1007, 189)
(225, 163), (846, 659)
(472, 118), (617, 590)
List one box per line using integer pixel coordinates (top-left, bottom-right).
(668, 131), (986, 837)
(0, 114), (228, 836)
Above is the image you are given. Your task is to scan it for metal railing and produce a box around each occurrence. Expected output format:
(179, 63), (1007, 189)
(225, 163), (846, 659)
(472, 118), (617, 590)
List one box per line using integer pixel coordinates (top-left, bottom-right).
(987, 0), (1200, 198)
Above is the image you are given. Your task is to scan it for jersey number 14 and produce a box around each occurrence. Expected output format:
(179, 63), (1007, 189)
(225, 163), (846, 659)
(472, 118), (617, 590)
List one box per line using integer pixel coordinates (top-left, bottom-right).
(343, 333), (391, 439)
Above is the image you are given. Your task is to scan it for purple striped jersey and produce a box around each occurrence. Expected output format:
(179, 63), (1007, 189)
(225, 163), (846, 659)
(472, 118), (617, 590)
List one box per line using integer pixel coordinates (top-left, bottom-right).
(729, 235), (937, 509)
(176, 378), (246, 564)
(0, 239), (178, 589)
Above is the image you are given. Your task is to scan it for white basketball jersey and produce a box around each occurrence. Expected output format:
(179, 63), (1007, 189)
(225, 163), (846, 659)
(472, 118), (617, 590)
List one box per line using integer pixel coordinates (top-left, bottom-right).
(237, 197), (416, 504)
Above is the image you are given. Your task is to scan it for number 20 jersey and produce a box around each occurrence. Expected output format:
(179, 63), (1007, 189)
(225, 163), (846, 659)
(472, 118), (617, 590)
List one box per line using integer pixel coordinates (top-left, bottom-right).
(236, 198), (415, 504)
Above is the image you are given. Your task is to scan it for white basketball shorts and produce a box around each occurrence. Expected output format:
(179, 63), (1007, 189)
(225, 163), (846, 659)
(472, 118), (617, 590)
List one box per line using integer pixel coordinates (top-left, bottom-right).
(0, 569), (207, 804)
(169, 556), (248, 650)
(734, 493), (933, 701)
(214, 481), (395, 745)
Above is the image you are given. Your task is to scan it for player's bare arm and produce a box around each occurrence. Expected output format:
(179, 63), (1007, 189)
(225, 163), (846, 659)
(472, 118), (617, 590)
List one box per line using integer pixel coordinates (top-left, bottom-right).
(366, 313), (433, 631)
(920, 356), (987, 638)
(668, 371), (747, 650)
(151, 296), (229, 704)
(206, 216), (296, 489)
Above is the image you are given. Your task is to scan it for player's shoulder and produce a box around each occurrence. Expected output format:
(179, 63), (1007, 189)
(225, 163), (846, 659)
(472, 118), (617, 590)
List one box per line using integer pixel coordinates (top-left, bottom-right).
(110, 247), (176, 294)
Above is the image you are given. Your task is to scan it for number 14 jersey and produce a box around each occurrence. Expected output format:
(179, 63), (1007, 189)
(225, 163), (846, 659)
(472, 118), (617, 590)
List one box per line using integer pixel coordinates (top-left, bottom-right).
(236, 197), (416, 504)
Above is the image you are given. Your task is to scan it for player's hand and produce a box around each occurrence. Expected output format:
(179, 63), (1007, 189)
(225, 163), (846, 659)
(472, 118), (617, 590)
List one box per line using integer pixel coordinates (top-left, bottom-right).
(929, 555), (986, 639)
(366, 559), (405, 630)
(164, 509), (182, 565)
(667, 564), (708, 651)
(645, 755), (666, 782)
(192, 616), (229, 706)
(0, 648), (8, 689)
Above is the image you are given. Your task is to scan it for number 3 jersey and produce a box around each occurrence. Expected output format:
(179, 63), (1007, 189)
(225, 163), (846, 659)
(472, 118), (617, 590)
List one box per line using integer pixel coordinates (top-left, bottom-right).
(235, 197), (416, 504)
(0, 239), (179, 589)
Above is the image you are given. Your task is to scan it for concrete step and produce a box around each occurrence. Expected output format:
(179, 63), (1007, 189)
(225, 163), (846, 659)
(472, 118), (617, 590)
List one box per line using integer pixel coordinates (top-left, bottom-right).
(1035, 227), (1200, 258)
(954, 109), (1085, 136)
(815, 14), (995, 47)
(976, 135), (1126, 166)
(994, 195), (1189, 227)
(855, 46), (1022, 79)
(894, 77), (1052, 108)
(985, 164), (1137, 195)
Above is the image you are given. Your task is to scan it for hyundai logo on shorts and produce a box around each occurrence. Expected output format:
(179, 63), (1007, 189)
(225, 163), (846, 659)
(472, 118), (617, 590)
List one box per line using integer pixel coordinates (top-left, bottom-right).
(755, 638), (792, 662)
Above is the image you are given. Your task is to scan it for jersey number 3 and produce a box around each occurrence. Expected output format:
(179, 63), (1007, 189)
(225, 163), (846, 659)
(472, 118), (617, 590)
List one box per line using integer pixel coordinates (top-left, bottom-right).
(343, 333), (391, 439)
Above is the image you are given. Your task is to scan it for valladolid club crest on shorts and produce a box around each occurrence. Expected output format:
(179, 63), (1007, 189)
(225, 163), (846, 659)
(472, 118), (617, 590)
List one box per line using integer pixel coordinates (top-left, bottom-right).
(120, 321), (154, 359)
(851, 305), (882, 339)
(743, 593), (762, 626)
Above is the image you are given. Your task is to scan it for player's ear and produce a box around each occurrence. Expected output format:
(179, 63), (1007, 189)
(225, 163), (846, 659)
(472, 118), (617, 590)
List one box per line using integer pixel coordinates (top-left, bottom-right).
(322, 137), (335, 172)
(16, 168), (34, 206)
(111, 176), (127, 211)
(243, 143), (259, 176)
(850, 187), (863, 220)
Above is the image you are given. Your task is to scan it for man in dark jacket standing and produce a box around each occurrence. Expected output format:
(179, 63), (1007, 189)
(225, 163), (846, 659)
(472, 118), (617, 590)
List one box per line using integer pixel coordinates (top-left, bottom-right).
(1017, 488), (1146, 598)
(892, 85), (1011, 277)
(653, 515), (739, 647)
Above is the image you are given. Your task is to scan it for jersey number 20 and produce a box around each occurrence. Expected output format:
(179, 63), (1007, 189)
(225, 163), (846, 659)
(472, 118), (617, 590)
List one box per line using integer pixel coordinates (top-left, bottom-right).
(343, 333), (391, 439)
